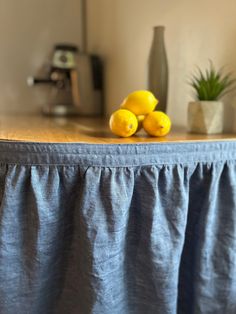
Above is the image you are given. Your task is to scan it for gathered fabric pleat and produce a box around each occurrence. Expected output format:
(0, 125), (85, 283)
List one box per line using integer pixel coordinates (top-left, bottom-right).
(0, 141), (236, 314)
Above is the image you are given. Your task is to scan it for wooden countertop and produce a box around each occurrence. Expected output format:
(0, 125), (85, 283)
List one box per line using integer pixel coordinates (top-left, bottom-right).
(0, 114), (236, 144)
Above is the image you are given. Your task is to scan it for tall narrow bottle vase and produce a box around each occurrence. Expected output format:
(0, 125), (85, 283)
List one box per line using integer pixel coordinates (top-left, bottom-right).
(148, 26), (168, 112)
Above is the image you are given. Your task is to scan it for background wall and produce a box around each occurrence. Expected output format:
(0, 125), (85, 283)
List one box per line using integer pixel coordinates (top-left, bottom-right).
(1, 0), (236, 129)
(88, 0), (236, 129)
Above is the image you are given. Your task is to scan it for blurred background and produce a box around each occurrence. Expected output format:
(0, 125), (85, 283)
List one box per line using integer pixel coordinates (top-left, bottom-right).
(0, 0), (236, 129)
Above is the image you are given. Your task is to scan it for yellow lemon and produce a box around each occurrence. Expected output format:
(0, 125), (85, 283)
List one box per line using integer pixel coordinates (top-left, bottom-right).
(120, 90), (158, 115)
(109, 109), (138, 137)
(143, 111), (171, 137)
(136, 115), (146, 132)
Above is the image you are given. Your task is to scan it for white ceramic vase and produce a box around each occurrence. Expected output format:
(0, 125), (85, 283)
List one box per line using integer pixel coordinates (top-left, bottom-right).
(187, 101), (224, 134)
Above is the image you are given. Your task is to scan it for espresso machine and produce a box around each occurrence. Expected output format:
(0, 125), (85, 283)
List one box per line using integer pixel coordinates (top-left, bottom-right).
(27, 43), (103, 116)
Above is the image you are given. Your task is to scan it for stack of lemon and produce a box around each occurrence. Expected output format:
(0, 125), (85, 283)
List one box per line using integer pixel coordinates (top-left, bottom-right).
(109, 90), (171, 137)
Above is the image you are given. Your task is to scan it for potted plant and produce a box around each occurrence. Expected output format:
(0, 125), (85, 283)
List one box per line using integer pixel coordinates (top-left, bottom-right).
(187, 61), (235, 134)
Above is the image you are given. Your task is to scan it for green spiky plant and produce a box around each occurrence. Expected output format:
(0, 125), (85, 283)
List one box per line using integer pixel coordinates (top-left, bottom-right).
(189, 61), (235, 101)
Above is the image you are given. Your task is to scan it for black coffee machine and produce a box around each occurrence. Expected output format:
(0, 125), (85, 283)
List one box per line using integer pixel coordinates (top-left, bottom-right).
(27, 43), (103, 116)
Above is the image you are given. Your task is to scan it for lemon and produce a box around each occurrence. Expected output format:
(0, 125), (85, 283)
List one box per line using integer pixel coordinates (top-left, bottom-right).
(143, 111), (171, 137)
(109, 109), (138, 137)
(120, 90), (158, 115)
(136, 115), (145, 132)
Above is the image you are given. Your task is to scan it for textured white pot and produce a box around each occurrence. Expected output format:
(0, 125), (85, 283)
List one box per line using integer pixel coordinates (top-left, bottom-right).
(232, 105), (236, 133)
(187, 101), (224, 134)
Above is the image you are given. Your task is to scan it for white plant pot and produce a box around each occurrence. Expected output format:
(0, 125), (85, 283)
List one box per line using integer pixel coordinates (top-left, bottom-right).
(187, 101), (224, 134)
(232, 104), (236, 133)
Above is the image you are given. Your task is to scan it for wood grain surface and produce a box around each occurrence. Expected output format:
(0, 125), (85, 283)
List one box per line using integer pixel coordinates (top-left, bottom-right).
(0, 114), (236, 143)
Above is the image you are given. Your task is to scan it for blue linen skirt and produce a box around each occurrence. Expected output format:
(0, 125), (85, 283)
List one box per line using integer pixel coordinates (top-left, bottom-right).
(0, 141), (236, 314)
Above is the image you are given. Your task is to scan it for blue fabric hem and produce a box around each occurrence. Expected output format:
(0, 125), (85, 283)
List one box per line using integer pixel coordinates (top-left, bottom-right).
(0, 140), (235, 166)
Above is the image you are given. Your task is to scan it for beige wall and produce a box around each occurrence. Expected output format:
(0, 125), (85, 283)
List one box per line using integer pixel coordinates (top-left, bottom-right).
(88, 0), (236, 129)
(0, 0), (82, 113)
(1, 0), (236, 129)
